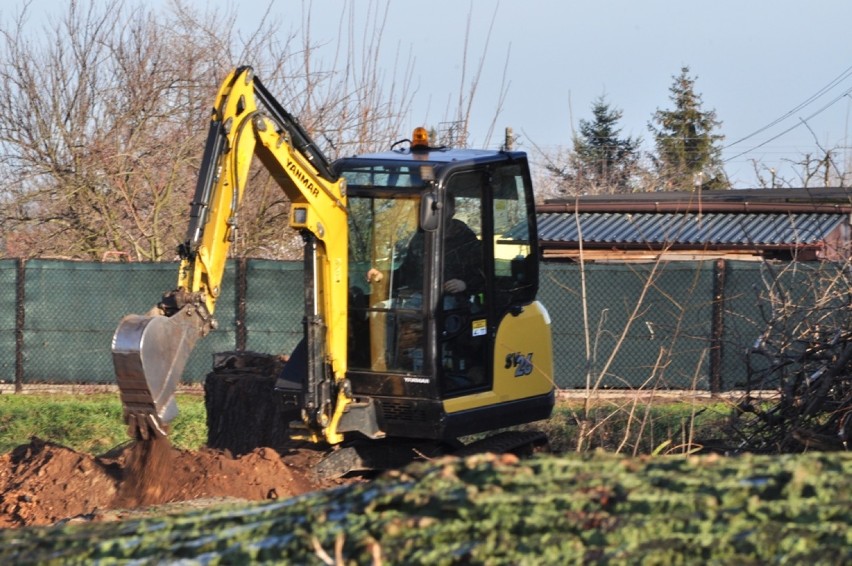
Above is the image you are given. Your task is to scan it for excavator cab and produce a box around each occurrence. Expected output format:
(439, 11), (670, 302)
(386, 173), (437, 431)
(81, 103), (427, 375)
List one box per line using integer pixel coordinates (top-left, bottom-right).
(336, 146), (554, 442)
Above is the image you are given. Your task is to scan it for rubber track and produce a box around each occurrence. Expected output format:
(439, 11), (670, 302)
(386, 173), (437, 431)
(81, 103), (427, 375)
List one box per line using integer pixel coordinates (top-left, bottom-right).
(453, 430), (549, 458)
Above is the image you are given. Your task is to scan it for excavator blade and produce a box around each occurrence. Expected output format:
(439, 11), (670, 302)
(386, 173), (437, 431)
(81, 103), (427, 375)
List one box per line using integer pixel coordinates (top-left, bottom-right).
(111, 311), (203, 440)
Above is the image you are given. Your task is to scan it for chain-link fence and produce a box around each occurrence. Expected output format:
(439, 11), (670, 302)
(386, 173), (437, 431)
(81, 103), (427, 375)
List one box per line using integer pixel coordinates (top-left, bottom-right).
(243, 259), (305, 356)
(541, 262), (715, 390)
(0, 260), (17, 385)
(0, 258), (841, 391)
(0, 259), (303, 388)
(720, 261), (851, 391)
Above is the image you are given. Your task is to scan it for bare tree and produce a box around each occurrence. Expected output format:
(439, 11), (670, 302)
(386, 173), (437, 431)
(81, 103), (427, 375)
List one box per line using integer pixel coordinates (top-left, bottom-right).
(0, 0), (421, 260)
(732, 259), (852, 452)
(529, 140), (656, 198)
(784, 149), (846, 189)
(750, 146), (849, 189)
(0, 1), (256, 259)
(426, 1), (510, 149)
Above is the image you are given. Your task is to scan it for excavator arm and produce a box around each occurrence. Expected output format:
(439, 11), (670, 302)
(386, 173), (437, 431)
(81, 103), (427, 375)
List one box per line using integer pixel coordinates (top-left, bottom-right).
(111, 66), (350, 444)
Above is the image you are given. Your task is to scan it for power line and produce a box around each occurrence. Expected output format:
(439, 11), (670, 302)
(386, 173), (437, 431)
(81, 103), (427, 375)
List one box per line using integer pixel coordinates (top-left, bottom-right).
(723, 63), (852, 150)
(724, 85), (852, 163)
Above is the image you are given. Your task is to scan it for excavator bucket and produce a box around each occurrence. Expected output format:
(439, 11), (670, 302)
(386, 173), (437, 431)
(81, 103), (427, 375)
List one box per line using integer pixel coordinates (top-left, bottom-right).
(111, 311), (203, 440)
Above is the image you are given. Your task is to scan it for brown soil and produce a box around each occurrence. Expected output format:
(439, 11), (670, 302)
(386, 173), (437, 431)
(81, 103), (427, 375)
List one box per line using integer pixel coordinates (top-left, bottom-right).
(0, 436), (351, 529)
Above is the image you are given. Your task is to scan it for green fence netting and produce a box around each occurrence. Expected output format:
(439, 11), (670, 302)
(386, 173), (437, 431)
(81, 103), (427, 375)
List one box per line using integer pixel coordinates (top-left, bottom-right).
(720, 262), (768, 389)
(1, 258), (844, 390)
(20, 260), (235, 384)
(721, 261), (849, 390)
(540, 262), (715, 389)
(244, 259), (305, 356)
(0, 260), (17, 384)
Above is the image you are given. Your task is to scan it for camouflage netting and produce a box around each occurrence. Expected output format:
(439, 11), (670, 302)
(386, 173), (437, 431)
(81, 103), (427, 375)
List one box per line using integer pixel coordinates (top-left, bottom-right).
(1, 451), (849, 564)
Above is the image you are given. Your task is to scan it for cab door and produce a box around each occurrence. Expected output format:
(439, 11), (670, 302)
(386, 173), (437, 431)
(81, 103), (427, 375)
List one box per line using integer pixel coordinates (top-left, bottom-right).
(437, 176), (488, 395)
(439, 160), (542, 399)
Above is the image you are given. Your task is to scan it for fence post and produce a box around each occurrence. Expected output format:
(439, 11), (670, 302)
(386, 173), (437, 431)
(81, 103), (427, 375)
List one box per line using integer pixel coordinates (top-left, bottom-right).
(15, 258), (25, 392)
(235, 258), (248, 351)
(709, 258), (726, 393)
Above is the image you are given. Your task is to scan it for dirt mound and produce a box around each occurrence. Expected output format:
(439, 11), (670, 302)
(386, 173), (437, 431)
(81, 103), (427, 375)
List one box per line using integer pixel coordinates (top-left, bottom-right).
(0, 437), (337, 529)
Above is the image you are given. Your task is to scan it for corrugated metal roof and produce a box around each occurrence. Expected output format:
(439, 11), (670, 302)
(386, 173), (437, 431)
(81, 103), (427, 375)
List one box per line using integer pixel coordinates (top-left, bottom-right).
(537, 211), (845, 246)
(542, 187), (852, 207)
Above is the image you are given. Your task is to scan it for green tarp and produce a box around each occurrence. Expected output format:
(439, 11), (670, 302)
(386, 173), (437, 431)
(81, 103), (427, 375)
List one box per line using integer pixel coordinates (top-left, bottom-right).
(0, 258), (841, 390)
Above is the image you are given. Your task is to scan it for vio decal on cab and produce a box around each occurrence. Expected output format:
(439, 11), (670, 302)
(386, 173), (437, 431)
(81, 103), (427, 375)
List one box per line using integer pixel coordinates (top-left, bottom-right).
(505, 352), (533, 377)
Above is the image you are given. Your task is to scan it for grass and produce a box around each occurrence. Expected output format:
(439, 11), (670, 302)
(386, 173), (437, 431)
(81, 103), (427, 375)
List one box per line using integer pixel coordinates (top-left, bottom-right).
(0, 392), (734, 457)
(534, 395), (733, 455)
(0, 393), (207, 454)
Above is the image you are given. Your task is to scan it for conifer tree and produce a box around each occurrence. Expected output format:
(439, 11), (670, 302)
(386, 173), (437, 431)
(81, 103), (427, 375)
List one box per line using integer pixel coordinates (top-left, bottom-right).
(571, 95), (641, 192)
(649, 67), (728, 190)
(547, 95), (641, 194)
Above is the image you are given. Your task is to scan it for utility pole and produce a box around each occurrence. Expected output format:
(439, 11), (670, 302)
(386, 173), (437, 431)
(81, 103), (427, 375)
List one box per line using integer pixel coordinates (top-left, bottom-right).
(504, 127), (514, 151)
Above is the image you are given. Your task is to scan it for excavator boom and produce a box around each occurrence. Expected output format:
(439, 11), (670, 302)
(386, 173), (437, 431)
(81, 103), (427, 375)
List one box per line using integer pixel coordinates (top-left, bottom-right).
(112, 67), (350, 442)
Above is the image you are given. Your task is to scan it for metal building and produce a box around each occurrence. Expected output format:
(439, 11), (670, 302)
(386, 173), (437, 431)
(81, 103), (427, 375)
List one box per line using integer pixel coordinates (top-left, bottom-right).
(537, 187), (852, 262)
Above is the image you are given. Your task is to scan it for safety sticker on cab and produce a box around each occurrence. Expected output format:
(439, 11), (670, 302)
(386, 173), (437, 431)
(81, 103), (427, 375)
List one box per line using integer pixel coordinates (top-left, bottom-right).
(471, 319), (487, 337)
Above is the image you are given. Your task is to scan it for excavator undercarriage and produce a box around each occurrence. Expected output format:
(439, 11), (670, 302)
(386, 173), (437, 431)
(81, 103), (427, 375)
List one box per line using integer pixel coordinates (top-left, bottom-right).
(204, 352), (548, 479)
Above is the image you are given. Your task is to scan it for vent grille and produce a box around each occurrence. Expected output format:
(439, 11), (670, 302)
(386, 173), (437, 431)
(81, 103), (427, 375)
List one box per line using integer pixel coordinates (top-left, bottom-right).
(379, 400), (428, 422)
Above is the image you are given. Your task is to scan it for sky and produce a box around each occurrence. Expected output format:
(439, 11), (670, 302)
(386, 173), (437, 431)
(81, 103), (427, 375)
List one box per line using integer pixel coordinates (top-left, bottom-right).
(15, 0), (852, 189)
(379, 0), (852, 189)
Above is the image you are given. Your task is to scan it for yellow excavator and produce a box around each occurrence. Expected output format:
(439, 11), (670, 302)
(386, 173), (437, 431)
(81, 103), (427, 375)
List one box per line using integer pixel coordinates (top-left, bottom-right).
(112, 66), (554, 474)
